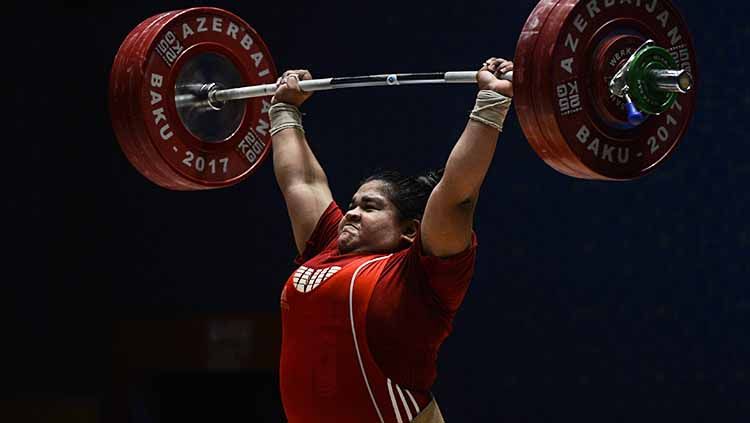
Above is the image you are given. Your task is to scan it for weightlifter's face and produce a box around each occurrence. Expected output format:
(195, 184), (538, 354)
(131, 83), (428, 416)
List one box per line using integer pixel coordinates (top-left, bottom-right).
(338, 180), (411, 254)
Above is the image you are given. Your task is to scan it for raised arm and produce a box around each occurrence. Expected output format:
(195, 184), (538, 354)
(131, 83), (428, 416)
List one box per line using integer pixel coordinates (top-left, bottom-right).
(421, 58), (514, 257)
(270, 70), (333, 254)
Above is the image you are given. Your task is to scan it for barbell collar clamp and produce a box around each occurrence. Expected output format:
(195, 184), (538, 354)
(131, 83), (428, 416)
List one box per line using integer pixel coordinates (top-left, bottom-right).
(624, 93), (646, 127)
(609, 39), (694, 98)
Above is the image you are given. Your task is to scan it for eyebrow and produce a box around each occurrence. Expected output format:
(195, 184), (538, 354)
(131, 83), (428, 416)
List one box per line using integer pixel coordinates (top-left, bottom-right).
(350, 195), (385, 206)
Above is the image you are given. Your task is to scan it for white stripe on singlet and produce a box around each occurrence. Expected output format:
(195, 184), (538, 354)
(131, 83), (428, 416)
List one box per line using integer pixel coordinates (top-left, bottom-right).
(406, 389), (420, 414)
(308, 269), (323, 292)
(350, 255), (392, 423)
(387, 378), (403, 423)
(396, 384), (413, 421)
(312, 267), (326, 290)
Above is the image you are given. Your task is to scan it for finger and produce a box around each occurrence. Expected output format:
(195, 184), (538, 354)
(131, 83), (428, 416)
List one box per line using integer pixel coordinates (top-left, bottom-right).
(490, 58), (511, 73)
(286, 73), (300, 90)
(285, 70), (310, 84)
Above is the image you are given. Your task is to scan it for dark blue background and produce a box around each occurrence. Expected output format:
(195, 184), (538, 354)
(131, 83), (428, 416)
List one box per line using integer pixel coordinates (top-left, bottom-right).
(8, 0), (749, 421)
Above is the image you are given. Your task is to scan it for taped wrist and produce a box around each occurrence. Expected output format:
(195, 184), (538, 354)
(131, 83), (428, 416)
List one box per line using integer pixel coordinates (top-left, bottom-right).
(269, 103), (305, 136)
(469, 90), (512, 131)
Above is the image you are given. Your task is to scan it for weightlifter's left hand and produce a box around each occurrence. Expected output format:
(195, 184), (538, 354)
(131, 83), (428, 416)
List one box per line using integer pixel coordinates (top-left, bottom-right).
(477, 57), (513, 97)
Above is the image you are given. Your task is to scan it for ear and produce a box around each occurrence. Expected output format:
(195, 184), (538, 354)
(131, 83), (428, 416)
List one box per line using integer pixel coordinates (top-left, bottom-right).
(399, 219), (420, 244)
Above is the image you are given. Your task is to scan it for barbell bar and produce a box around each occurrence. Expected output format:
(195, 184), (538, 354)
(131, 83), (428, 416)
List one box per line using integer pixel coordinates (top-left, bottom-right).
(109, 1), (698, 190)
(175, 72), (513, 111)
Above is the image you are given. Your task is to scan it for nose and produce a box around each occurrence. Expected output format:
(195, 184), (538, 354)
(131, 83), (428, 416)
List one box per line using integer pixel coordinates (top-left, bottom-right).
(344, 207), (361, 222)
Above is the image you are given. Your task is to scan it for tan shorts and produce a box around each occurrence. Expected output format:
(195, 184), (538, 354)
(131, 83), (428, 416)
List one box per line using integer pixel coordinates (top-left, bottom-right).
(411, 398), (445, 423)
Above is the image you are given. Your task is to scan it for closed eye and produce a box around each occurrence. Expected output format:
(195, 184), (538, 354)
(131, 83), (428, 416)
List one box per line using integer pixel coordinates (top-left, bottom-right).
(348, 196), (383, 211)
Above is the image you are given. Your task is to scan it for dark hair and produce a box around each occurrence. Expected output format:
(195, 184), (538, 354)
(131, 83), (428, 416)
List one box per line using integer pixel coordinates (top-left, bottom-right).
(361, 168), (445, 220)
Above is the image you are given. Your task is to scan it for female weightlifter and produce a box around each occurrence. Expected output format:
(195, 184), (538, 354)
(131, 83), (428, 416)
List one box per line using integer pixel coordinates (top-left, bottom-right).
(270, 57), (513, 423)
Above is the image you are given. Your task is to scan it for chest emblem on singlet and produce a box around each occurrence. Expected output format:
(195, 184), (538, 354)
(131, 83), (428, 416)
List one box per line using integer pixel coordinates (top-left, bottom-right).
(292, 265), (342, 293)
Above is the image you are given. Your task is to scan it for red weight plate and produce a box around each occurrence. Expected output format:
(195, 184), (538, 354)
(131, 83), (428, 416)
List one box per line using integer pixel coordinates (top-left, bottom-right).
(110, 12), (173, 182)
(120, 10), (204, 190)
(110, 11), (194, 189)
(515, 0), (591, 179)
(526, 0), (698, 180)
(110, 7), (278, 190)
(109, 11), (194, 189)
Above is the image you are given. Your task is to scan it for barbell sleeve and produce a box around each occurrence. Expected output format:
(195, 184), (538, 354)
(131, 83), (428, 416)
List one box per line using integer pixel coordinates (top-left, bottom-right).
(649, 69), (693, 94)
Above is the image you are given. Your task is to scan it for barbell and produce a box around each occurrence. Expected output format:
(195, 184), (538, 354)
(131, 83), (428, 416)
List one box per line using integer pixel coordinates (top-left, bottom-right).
(108, 0), (697, 190)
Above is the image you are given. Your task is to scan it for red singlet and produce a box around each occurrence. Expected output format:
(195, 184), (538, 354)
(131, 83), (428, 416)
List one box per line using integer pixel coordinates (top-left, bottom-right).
(280, 202), (476, 422)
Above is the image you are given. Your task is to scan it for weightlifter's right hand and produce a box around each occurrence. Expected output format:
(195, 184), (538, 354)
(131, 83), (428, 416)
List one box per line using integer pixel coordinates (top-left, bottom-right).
(272, 69), (314, 107)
